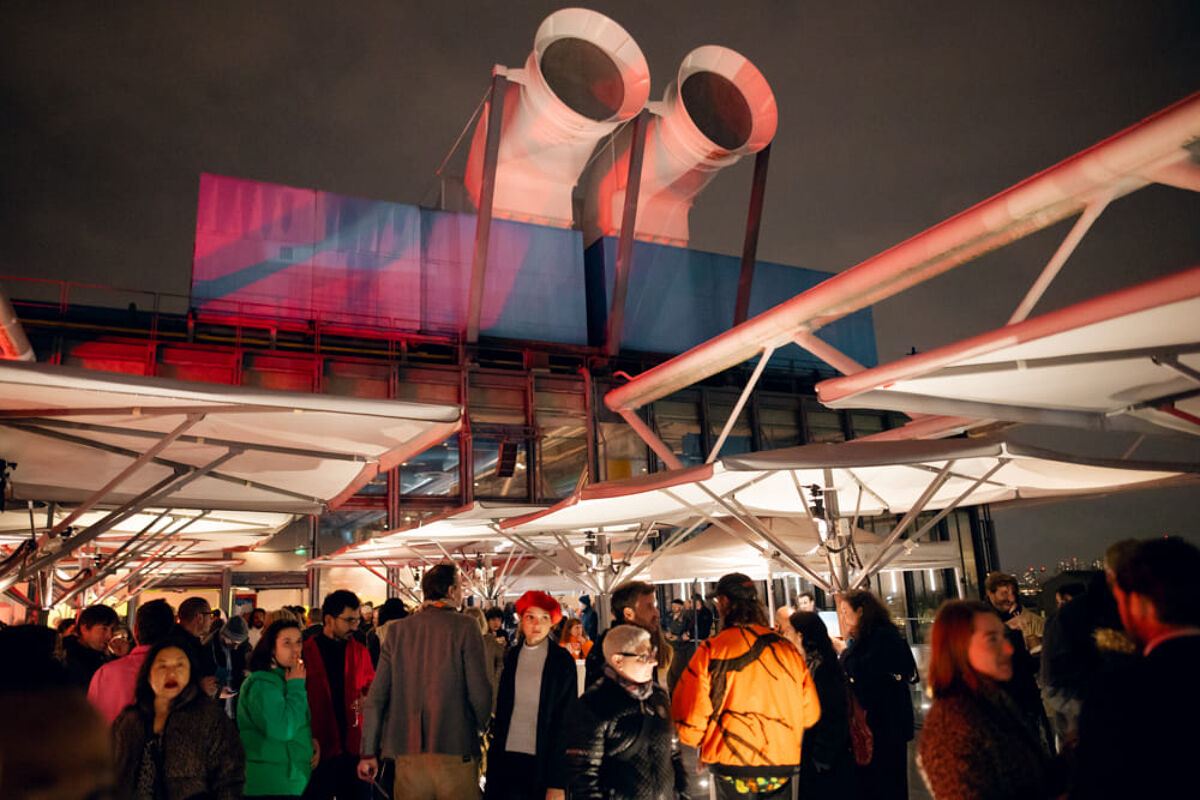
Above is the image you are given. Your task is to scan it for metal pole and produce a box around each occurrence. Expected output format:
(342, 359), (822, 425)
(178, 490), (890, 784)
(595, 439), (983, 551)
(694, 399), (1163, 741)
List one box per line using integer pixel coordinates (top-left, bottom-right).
(605, 109), (651, 356)
(734, 143), (771, 326)
(466, 71), (508, 343)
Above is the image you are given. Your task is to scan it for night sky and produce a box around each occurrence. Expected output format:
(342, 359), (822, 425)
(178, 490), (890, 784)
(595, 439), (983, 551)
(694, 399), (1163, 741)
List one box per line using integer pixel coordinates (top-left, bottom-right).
(2, 1), (1198, 571)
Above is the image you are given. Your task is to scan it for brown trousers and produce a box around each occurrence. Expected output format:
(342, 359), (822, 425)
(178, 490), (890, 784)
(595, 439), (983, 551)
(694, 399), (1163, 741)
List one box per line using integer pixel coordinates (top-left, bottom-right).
(392, 753), (480, 800)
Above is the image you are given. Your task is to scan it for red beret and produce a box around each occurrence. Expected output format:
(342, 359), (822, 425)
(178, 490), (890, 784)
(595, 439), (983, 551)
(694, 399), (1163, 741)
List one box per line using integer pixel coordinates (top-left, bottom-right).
(515, 590), (562, 625)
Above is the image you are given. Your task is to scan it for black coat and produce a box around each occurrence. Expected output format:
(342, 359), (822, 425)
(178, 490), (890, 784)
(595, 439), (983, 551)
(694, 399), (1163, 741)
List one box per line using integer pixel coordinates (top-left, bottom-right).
(487, 639), (577, 793)
(1071, 633), (1200, 799)
(800, 654), (855, 798)
(840, 624), (918, 745)
(565, 673), (687, 800)
(112, 695), (245, 800)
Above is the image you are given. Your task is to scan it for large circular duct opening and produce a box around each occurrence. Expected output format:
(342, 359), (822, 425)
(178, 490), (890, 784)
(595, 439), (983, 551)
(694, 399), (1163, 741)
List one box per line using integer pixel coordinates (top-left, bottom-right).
(540, 37), (625, 122)
(681, 71), (753, 150)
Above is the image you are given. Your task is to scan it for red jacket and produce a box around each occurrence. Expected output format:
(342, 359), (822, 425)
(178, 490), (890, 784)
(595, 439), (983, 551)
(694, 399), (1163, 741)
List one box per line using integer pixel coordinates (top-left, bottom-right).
(303, 634), (375, 760)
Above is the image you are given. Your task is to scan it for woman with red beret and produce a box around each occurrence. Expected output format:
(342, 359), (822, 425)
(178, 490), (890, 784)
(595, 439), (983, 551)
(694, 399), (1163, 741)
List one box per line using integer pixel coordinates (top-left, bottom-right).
(484, 590), (578, 800)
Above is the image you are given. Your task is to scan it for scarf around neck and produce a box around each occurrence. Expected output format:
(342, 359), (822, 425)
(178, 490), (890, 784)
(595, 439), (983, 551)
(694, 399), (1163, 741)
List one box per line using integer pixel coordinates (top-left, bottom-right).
(603, 664), (654, 701)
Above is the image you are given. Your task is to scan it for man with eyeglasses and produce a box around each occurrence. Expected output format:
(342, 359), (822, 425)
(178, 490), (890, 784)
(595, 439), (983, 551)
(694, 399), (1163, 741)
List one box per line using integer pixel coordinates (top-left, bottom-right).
(304, 589), (376, 800)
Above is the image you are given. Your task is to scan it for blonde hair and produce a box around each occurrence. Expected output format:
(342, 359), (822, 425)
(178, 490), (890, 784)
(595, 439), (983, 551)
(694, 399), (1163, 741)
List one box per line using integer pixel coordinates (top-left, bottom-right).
(265, 608), (300, 626)
(463, 605), (488, 635)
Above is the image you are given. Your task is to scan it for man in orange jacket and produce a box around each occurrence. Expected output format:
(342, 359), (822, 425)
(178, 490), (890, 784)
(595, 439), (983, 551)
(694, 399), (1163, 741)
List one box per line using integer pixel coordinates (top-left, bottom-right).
(672, 572), (821, 799)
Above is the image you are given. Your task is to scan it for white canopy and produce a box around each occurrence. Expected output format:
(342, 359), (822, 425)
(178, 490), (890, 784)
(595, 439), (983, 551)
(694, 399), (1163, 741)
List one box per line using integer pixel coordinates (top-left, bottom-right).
(317, 438), (1196, 601)
(0, 361), (462, 513)
(0, 507), (293, 552)
(817, 266), (1200, 437)
(502, 437), (1192, 533)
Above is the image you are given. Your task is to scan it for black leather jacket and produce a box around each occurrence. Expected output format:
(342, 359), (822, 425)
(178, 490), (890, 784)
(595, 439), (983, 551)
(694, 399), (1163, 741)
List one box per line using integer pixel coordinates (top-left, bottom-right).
(565, 672), (689, 800)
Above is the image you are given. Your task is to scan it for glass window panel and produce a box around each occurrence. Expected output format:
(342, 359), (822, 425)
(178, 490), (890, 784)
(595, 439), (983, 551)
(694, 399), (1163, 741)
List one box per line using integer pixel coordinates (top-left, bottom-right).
(758, 404), (803, 449)
(538, 423), (588, 500)
(653, 397), (704, 467)
(599, 422), (648, 481)
(803, 399), (845, 443)
(399, 435), (459, 496)
(850, 411), (886, 439)
(473, 436), (528, 499)
(708, 397), (753, 457)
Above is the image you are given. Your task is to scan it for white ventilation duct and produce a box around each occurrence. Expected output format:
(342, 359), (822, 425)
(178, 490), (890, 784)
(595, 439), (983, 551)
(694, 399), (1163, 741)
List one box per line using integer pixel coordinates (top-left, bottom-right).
(581, 45), (778, 247)
(463, 8), (650, 228)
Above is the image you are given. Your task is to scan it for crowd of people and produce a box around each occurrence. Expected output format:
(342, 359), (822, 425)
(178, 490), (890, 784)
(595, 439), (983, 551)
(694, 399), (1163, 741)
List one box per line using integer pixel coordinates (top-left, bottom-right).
(1, 535), (1198, 800)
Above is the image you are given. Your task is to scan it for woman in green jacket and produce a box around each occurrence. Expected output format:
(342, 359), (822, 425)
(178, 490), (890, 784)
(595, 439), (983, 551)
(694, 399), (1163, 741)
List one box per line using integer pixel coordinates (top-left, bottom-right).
(237, 618), (317, 798)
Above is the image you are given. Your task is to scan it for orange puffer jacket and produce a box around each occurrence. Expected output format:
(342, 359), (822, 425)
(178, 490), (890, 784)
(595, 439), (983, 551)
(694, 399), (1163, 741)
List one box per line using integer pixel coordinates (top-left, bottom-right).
(672, 624), (820, 771)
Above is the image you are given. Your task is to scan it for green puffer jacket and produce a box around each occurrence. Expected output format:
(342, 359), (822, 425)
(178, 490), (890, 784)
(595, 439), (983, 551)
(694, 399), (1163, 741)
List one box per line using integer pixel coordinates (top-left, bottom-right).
(237, 667), (314, 796)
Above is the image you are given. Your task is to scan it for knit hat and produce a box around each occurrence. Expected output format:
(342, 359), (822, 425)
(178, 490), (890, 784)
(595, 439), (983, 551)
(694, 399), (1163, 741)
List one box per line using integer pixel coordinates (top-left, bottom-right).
(515, 590), (562, 625)
(221, 615), (249, 645)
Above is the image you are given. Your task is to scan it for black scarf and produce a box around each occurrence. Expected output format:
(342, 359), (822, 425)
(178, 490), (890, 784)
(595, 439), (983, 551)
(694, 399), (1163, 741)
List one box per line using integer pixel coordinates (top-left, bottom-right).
(603, 664), (654, 701)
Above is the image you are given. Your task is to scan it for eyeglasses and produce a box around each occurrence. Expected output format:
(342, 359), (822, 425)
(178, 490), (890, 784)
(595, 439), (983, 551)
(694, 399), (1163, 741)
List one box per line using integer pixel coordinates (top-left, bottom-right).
(337, 615), (360, 625)
(618, 651), (658, 664)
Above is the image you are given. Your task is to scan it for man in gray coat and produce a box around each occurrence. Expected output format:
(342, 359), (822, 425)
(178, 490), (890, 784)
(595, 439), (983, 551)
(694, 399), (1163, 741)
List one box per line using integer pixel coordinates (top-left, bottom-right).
(358, 564), (492, 800)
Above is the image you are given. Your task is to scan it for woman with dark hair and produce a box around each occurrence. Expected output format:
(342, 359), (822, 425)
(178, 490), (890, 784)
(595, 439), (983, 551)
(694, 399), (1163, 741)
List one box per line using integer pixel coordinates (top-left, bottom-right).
(789, 611), (855, 798)
(237, 619), (316, 798)
(917, 600), (1059, 799)
(485, 590), (577, 800)
(112, 637), (244, 800)
(837, 589), (918, 800)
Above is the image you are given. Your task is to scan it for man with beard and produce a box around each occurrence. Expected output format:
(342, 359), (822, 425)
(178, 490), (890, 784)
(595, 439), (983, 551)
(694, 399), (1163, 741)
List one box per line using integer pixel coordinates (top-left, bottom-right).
(985, 572), (1051, 748)
(1072, 537), (1200, 798)
(584, 581), (671, 688)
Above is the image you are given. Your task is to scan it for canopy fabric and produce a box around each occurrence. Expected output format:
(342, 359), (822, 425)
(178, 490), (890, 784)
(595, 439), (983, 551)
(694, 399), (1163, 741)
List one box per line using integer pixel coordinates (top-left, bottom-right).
(0, 508), (293, 553)
(644, 524), (960, 583)
(501, 437), (1196, 533)
(311, 502), (547, 566)
(817, 266), (1200, 436)
(0, 361), (462, 513)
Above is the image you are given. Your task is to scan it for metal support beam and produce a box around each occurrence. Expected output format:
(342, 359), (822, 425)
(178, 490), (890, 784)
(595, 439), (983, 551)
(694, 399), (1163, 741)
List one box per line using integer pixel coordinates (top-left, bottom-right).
(466, 71), (508, 343)
(850, 460), (958, 588)
(616, 407), (683, 470)
(1008, 194), (1111, 324)
(620, 517), (705, 584)
(734, 144), (772, 326)
(219, 556), (233, 616)
(868, 460), (1009, 576)
(37, 414), (202, 544)
(497, 528), (600, 595)
(6, 420), (325, 506)
(605, 109), (651, 356)
(707, 346), (774, 463)
(792, 331), (865, 377)
(661, 487), (832, 592)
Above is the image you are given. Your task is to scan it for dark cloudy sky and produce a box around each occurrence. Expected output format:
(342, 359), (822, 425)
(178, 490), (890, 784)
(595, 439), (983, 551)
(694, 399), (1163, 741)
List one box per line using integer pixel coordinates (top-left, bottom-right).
(2, 1), (1198, 569)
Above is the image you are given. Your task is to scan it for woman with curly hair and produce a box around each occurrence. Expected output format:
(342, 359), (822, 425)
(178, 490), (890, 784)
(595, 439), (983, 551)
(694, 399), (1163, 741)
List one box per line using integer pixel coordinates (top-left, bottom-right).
(837, 589), (918, 800)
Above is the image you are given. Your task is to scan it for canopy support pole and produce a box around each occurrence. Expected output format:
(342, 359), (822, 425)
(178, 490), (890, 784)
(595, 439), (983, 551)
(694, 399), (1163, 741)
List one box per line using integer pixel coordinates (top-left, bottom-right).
(619, 518), (705, 584)
(496, 529), (601, 596)
(32, 414), (203, 545)
(660, 488), (832, 592)
(850, 460), (957, 588)
(864, 460), (1009, 579)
